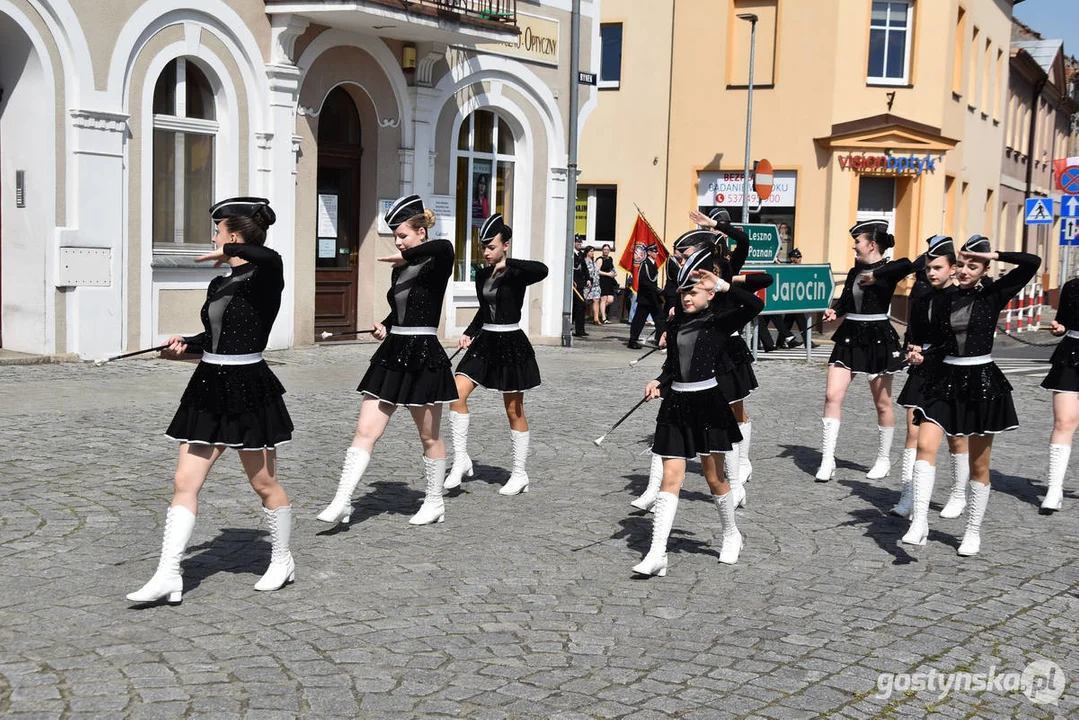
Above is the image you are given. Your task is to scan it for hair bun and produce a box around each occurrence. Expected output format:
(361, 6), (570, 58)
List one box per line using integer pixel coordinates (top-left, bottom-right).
(501, 224), (513, 241)
(422, 208), (436, 228)
(252, 205), (276, 230)
(874, 230), (895, 251)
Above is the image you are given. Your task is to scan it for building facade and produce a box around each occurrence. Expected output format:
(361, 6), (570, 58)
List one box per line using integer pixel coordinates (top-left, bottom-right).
(579, 0), (1037, 309)
(0, 0), (598, 357)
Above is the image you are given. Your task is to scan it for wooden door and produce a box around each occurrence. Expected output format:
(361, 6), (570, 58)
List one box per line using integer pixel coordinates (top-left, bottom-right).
(314, 87), (363, 340)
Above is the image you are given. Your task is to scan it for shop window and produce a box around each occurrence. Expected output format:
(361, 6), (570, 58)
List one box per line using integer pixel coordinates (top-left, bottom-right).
(576, 186), (618, 248)
(600, 23), (623, 88)
(728, 0), (777, 87)
(868, 1), (913, 85)
(454, 110), (515, 282)
(857, 177), (896, 235)
(153, 58), (218, 248)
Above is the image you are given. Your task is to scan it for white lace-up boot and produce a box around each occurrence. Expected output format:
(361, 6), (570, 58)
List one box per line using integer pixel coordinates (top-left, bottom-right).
(500, 430), (530, 495)
(317, 448), (372, 524)
(724, 444), (746, 509)
(1041, 444), (1070, 512)
(939, 453), (969, 518)
(632, 492), (678, 577)
(957, 482), (991, 556)
(631, 454), (664, 511)
(738, 421), (753, 484)
(901, 460), (936, 546)
(866, 425), (894, 479)
(410, 456), (446, 525)
(444, 411), (474, 490)
(714, 492), (744, 565)
(890, 448), (917, 517)
(254, 505), (295, 591)
(126, 506), (196, 604)
(815, 418), (840, 481)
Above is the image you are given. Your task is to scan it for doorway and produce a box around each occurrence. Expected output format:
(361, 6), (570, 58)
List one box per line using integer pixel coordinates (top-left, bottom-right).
(314, 87), (363, 339)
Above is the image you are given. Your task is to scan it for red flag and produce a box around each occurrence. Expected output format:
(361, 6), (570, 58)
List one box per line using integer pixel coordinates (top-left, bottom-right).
(618, 214), (668, 294)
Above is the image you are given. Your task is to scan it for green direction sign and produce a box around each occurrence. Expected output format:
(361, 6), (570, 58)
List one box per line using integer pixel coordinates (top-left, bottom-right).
(734, 223), (781, 263)
(746, 263), (835, 314)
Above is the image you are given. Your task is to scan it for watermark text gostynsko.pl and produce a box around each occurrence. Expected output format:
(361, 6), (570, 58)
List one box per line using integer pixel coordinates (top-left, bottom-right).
(876, 661), (1066, 705)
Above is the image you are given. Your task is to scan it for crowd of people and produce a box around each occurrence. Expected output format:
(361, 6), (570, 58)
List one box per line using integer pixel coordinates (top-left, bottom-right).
(126, 194), (1074, 604)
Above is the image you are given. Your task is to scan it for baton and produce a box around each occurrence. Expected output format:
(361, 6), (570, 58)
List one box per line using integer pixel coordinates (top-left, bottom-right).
(593, 397), (649, 446)
(94, 344), (168, 367)
(320, 329), (376, 339)
(629, 344), (663, 366)
(448, 329), (483, 363)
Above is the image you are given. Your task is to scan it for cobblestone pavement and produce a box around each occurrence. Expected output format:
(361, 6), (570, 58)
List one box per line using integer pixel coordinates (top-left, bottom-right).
(0, 338), (1076, 719)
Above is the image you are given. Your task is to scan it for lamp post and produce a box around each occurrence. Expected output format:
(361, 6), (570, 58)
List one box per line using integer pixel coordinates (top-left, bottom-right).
(562, 0), (581, 347)
(737, 12), (757, 224)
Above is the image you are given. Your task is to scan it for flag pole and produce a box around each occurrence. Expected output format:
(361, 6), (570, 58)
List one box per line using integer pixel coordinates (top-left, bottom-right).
(632, 203), (668, 253)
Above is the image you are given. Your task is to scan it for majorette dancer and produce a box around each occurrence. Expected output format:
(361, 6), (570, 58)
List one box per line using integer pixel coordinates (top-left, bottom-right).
(815, 220), (913, 481)
(903, 236), (1040, 554)
(316, 195), (458, 527)
(632, 249), (765, 576)
(444, 214), (549, 495)
(1037, 275), (1079, 512)
(893, 236), (969, 519)
(127, 197), (295, 604)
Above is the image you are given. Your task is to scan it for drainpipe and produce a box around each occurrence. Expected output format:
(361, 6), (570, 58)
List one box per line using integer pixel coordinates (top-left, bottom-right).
(561, 0), (581, 347)
(1021, 76), (1047, 253)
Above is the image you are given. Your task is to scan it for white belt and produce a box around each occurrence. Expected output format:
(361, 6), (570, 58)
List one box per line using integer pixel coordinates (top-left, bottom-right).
(1067, 330), (1079, 340)
(390, 326), (438, 336)
(845, 313), (889, 321)
(671, 377), (719, 392)
(201, 352), (263, 365)
(944, 354), (993, 366)
(482, 323), (520, 332)
(730, 331), (740, 337)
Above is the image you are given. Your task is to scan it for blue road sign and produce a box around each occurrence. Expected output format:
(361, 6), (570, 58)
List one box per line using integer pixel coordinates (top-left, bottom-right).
(1062, 218), (1079, 246)
(1025, 197), (1054, 225)
(1061, 196), (1079, 219)
(1061, 166), (1079, 194)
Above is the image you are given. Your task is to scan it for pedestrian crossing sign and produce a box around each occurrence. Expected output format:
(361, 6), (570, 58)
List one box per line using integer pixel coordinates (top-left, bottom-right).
(1025, 197), (1054, 225)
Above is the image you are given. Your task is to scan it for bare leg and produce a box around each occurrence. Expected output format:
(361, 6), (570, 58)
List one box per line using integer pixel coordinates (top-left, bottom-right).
(172, 443), (225, 513)
(318, 398), (394, 524)
(503, 392), (528, 432)
(905, 407), (919, 449)
(700, 454), (730, 496)
(869, 374), (896, 428)
(351, 397), (396, 452)
(823, 365), (854, 420)
(730, 400), (748, 424)
(241, 449), (295, 591)
(449, 374), (476, 416)
(239, 449), (289, 509)
(1051, 392), (1079, 445)
(408, 403), (448, 525)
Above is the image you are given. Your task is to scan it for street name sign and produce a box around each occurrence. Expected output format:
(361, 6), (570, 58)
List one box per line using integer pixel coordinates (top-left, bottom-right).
(749, 264), (835, 314)
(734, 223), (781, 263)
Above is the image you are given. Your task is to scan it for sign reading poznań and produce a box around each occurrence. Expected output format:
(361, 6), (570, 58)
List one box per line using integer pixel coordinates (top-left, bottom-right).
(733, 224), (781, 264)
(751, 264), (835, 314)
(474, 13), (560, 66)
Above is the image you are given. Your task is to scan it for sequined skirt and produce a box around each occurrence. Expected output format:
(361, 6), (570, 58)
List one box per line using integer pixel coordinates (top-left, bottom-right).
(166, 360), (293, 450)
(358, 334), (458, 406)
(652, 385), (742, 459)
(1042, 338), (1079, 392)
(828, 319), (905, 376)
(716, 334), (757, 403)
(455, 330), (541, 392)
(914, 361), (1018, 436)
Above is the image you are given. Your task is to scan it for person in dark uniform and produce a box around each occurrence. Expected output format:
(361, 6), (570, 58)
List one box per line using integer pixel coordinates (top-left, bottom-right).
(317, 195), (458, 528)
(780, 248), (813, 348)
(632, 250), (765, 576)
(127, 197), (295, 605)
(628, 244), (666, 349)
(903, 237), (1040, 555)
(445, 214), (549, 495)
(815, 220), (913, 482)
(1039, 275), (1079, 512)
(663, 248), (683, 318)
(572, 235), (588, 337)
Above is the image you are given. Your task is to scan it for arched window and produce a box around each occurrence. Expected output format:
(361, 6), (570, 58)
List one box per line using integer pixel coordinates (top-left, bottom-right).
(152, 58), (218, 247)
(454, 109), (515, 281)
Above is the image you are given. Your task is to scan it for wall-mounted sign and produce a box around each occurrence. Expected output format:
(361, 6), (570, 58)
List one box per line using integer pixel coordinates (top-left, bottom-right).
(698, 169), (797, 208)
(474, 13), (559, 66)
(837, 152), (941, 175)
(578, 71), (597, 86)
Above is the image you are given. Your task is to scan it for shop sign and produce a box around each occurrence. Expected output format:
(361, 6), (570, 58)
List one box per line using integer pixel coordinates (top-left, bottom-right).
(475, 13), (559, 66)
(698, 169), (797, 208)
(838, 152), (941, 175)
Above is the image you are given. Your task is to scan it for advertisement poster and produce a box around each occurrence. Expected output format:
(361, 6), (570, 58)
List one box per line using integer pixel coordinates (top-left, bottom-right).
(471, 160), (492, 227)
(317, 194), (339, 237)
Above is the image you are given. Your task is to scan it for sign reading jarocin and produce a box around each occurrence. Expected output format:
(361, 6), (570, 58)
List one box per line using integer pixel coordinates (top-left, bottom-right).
(475, 14), (559, 66)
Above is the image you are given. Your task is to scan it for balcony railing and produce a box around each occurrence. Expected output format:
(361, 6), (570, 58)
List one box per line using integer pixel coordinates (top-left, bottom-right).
(378, 0), (516, 25)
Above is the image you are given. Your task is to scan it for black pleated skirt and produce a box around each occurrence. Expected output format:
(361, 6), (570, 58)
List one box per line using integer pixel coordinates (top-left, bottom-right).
(828, 318), (906, 376)
(652, 385), (742, 459)
(914, 362), (1019, 436)
(166, 360), (293, 450)
(358, 334), (458, 406)
(455, 329), (541, 393)
(1041, 338), (1079, 392)
(896, 368), (926, 409)
(716, 333), (758, 403)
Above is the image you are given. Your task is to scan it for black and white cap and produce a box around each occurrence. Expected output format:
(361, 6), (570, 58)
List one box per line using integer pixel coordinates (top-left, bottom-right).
(674, 229), (714, 253)
(210, 196), (275, 224)
(927, 236), (955, 258)
(479, 214), (505, 243)
(962, 234), (992, 253)
(385, 194), (425, 230)
(677, 248), (714, 290)
(708, 207), (731, 224)
(849, 219), (890, 238)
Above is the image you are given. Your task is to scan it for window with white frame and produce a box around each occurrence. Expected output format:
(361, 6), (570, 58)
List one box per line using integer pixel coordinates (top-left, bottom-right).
(454, 110), (515, 282)
(599, 23), (623, 89)
(152, 58), (217, 248)
(867, 1), (913, 85)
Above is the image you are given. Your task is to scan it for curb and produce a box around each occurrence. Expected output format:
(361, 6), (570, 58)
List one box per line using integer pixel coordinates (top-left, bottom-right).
(0, 352), (83, 367)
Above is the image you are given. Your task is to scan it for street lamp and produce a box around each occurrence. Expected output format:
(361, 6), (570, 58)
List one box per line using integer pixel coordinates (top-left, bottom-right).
(737, 12), (757, 224)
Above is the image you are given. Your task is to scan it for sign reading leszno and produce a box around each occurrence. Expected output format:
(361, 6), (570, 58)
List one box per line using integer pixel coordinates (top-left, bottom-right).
(734, 224), (781, 263)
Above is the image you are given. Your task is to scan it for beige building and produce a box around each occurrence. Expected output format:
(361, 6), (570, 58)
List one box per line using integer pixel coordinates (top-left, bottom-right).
(0, 0), (598, 357)
(580, 0), (1038, 309)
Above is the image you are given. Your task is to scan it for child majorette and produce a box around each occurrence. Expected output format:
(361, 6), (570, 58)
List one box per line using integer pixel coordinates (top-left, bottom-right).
(893, 237), (969, 519)
(816, 220), (913, 481)
(633, 248), (765, 576)
(127, 197), (295, 604)
(1037, 275), (1079, 512)
(904, 236), (1040, 554)
(317, 195), (457, 527)
(445, 214), (549, 495)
